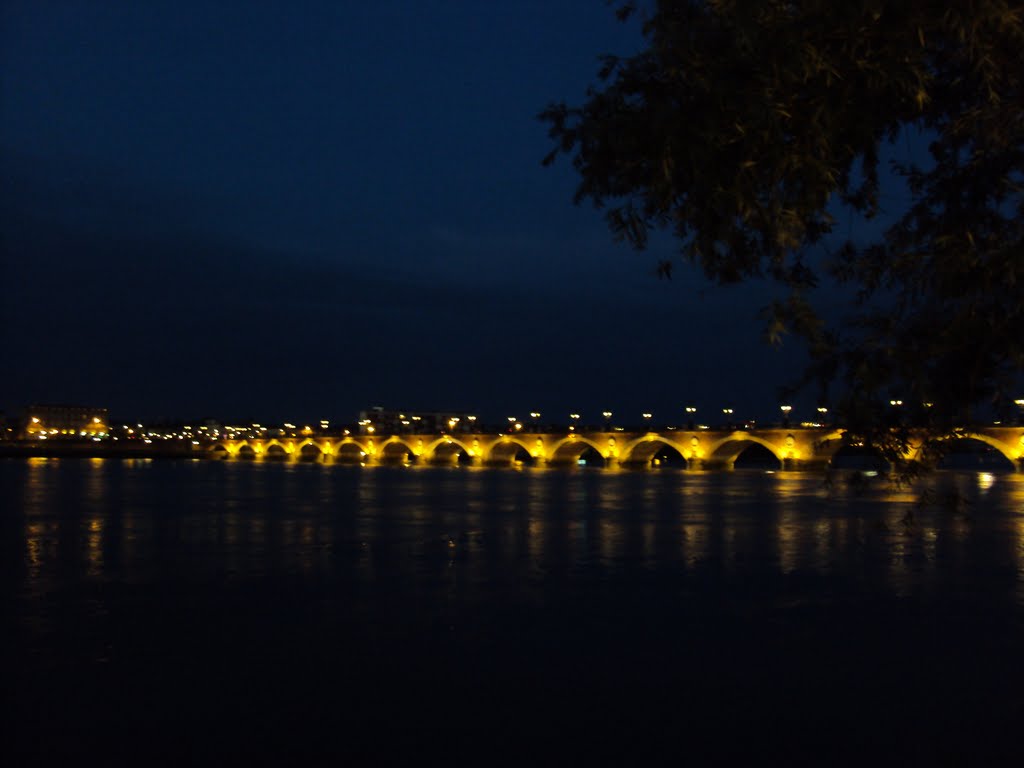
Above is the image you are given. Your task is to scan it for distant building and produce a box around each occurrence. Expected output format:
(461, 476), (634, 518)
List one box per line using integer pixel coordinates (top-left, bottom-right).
(0, 412), (15, 441)
(357, 406), (478, 434)
(22, 404), (109, 439)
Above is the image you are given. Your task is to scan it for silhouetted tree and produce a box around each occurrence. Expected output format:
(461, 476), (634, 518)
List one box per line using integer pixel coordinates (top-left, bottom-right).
(542, 0), (1024, 468)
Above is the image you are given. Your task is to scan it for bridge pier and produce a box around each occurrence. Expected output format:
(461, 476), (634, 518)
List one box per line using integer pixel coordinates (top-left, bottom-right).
(619, 460), (652, 471)
(784, 458), (831, 471)
(696, 459), (732, 471)
(483, 458), (514, 469)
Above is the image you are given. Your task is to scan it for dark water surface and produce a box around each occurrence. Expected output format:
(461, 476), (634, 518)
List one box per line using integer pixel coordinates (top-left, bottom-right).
(3, 458), (1024, 765)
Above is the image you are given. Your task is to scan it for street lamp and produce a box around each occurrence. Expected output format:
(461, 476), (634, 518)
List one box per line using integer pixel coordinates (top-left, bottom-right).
(685, 406), (697, 429)
(530, 412), (541, 430)
(507, 416), (517, 433)
(642, 412), (652, 431)
(722, 408), (734, 429)
(569, 413), (581, 431)
(816, 406), (828, 426)
(602, 411), (612, 430)
(1015, 399), (1024, 425)
(780, 404), (792, 427)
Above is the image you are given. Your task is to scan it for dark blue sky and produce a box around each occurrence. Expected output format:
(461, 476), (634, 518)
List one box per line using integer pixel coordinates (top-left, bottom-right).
(2, 0), (817, 426)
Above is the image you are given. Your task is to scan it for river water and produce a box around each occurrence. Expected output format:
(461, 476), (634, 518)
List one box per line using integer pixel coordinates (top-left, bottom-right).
(3, 458), (1024, 765)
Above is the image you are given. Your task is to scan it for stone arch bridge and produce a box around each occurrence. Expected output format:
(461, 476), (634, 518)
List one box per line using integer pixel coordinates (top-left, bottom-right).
(208, 427), (1024, 471)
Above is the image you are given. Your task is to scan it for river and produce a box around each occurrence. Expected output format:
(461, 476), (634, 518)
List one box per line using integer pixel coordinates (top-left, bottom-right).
(3, 458), (1023, 765)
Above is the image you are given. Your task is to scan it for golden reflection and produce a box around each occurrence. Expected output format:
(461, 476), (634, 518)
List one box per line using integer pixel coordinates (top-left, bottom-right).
(777, 508), (799, 574)
(24, 456), (55, 511)
(681, 522), (710, 569)
(597, 476), (626, 515)
(86, 517), (104, 578)
(813, 518), (831, 570)
(24, 521), (55, 581)
(599, 517), (623, 564)
(527, 518), (545, 566)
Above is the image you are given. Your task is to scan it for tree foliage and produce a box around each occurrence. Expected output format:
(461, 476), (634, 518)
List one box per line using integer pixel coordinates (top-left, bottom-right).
(542, 0), (1024, 462)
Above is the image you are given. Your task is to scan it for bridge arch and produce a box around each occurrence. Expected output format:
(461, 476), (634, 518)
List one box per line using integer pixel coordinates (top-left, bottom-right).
(425, 437), (474, 464)
(548, 436), (607, 466)
(487, 436), (538, 464)
(619, 435), (690, 467)
(265, 442), (289, 460)
(811, 431), (847, 461)
(378, 438), (418, 464)
(333, 439), (369, 463)
(705, 434), (785, 468)
(236, 443), (257, 460)
(913, 432), (1020, 468)
(210, 443), (231, 458)
(296, 440), (324, 461)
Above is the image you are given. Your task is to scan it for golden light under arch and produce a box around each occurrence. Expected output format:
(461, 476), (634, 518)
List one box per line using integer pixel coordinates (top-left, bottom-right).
(619, 435), (691, 464)
(705, 433), (787, 463)
(548, 435), (607, 463)
(487, 436), (539, 462)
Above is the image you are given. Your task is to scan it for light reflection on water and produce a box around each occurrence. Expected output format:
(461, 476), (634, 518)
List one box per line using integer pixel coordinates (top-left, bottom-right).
(7, 461), (1024, 599)
(6, 459), (1024, 763)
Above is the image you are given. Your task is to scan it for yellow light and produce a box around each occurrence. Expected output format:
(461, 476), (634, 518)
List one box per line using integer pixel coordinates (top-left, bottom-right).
(31, 417), (40, 424)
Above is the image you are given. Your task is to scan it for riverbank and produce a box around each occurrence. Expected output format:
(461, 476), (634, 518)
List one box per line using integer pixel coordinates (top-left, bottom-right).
(0, 441), (201, 460)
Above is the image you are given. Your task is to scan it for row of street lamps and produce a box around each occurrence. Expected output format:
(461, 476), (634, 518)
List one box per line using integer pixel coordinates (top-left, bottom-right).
(498, 405), (830, 431)
(499, 399), (1024, 430)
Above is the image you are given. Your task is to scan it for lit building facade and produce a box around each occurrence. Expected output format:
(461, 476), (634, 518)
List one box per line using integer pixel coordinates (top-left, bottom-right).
(22, 404), (109, 439)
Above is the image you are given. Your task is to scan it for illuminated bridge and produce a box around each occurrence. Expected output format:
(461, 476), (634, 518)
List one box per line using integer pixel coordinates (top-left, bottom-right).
(208, 427), (1024, 471)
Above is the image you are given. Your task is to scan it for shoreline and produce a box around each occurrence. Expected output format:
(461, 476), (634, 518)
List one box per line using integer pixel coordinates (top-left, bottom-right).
(0, 442), (202, 460)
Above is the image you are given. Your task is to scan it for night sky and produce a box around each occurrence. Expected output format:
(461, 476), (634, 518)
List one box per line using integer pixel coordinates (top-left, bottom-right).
(2, 0), (814, 426)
